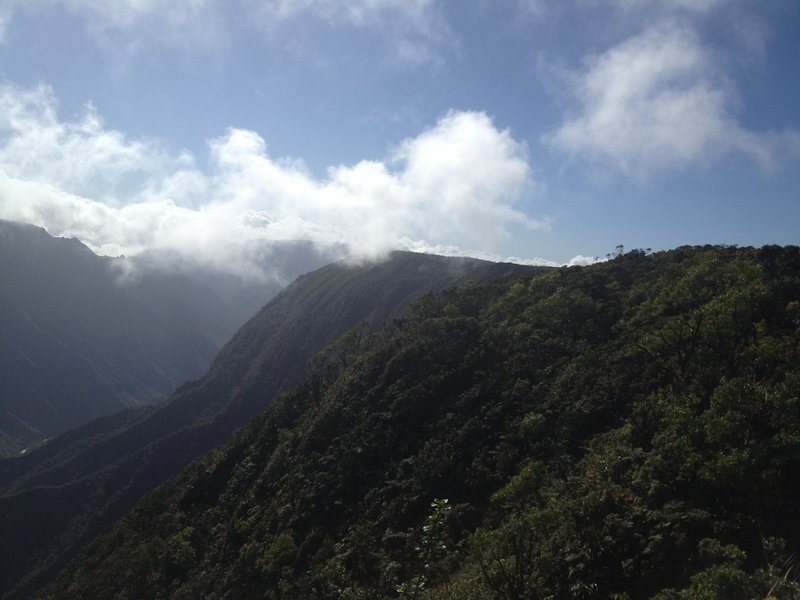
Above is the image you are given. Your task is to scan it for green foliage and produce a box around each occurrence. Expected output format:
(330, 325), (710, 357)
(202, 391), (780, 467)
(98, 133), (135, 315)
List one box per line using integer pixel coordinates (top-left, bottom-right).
(1, 251), (528, 599)
(396, 498), (452, 599)
(33, 245), (800, 600)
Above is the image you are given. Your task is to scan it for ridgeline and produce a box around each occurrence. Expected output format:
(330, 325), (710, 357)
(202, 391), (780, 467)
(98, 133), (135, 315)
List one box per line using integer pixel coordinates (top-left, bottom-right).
(35, 245), (800, 599)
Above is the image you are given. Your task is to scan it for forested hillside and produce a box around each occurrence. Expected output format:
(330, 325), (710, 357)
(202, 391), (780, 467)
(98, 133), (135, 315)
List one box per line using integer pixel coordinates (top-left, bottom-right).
(39, 245), (800, 599)
(0, 251), (530, 599)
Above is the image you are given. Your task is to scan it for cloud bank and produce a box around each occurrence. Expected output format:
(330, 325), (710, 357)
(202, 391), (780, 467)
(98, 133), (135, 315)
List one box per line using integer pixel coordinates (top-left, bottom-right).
(0, 83), (545, 277)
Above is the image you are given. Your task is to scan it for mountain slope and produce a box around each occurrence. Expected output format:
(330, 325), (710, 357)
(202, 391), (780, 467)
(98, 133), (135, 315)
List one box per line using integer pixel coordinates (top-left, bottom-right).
(0, 251), (536, 599)
(0, 220), (336, 456)
(0, 220), (218, 454)
(36, 245), (800, 599)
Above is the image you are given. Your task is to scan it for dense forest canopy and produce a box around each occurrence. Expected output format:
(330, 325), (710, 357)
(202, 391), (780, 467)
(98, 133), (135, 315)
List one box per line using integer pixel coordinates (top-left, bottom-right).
(36, 245), (800, 599)
(0, 251), (530, 599)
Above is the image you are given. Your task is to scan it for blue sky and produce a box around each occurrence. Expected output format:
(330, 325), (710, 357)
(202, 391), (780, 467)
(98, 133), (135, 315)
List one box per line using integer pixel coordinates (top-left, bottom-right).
(0, 0), (797, 272)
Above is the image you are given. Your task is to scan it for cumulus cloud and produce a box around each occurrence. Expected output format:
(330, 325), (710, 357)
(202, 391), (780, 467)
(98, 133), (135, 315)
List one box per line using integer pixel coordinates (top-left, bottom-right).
(0, 83), (193, 201)
(545, 22), (797, 178)
(0, 83), (545, 278)
(564, 254), (604, 266)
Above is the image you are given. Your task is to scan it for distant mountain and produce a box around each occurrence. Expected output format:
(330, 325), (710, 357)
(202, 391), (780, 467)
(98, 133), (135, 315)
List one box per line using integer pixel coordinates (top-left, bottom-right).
(0, 250), (536, 599)
(0, 220), (335, 456)
(33, 245), (800, 600)
(126, 240), (347, 347)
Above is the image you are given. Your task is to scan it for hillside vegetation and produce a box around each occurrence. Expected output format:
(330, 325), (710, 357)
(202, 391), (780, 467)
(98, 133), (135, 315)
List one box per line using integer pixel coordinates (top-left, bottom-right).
(0, 251), (531, 599)
(39, 245), (800, 599)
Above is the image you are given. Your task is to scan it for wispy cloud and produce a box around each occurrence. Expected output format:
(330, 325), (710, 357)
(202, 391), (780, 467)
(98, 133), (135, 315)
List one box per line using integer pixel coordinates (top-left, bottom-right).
(545, 21), (798, 178)
(0, 0), (450, 64)
(607, 0), (729, 14)
(0, 83), (192, 200)
(249, 0), (452, 66)
(519, 0), (730, 20)
(0, 84), (544, 276)
(254, 0), (438, 28)
(399, 239), (605, 267)
(0, 0), (226, 50)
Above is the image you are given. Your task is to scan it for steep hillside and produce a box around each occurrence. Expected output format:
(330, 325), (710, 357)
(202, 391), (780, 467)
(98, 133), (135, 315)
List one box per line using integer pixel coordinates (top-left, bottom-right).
(0, 251), (534, 599)
(37, 245), (800, 599)
(0, 220), (332, 456)
(127, 239), (343, 347)
(0, 220), (214, 454)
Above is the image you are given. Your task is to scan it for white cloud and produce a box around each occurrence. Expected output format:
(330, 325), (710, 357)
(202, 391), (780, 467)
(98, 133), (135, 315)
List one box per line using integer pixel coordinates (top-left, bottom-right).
(249, 0), (451, 65)
(201, 110), (543, 257)
(0, 0), (448, 64)
(0, 5), (11, 43)
(520, 0), (729, 19)
(0, 84), (546, 277)
(607, 0), (728, 14)
(399, 239), (604, 268)
(58, 0), (217, 30)
(0, 0), (225, 51)
(0, 83), (193, 201)
(545, 22), (796, 178)
(400, 239), (559, 267)
(255, 0), (436, 27)
(564, 254), (604, 266)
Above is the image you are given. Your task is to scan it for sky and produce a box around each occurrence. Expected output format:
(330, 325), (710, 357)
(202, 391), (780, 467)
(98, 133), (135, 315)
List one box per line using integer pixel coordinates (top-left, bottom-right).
(0, 0), (798, 275)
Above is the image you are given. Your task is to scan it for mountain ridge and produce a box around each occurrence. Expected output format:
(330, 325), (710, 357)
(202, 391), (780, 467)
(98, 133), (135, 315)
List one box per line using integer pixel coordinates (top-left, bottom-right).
(33, 244), (800, 599)
(0, 219), (337, 455)
(0, 248), (538, 599)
